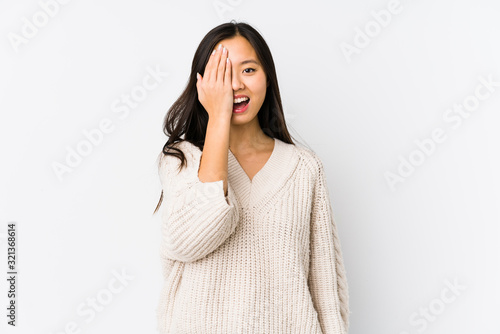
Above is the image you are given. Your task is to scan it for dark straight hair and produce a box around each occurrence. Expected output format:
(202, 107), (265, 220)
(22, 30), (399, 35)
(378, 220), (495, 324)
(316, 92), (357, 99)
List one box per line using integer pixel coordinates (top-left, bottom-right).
(153, 20), (297, 215)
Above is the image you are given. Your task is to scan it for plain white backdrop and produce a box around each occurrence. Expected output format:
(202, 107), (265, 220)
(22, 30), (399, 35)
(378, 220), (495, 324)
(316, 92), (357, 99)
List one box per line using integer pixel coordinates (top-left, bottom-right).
(1, 0), (499, 333)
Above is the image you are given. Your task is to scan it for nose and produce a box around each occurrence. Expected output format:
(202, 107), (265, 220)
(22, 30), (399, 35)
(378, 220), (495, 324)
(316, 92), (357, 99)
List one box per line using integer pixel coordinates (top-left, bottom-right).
(231, 72), (244, 91)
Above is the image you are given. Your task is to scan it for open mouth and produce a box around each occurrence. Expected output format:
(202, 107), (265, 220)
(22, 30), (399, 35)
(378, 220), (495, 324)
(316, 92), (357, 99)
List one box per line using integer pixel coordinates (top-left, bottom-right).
(233, 98), (249, 109)
(233, 97), (250, 112)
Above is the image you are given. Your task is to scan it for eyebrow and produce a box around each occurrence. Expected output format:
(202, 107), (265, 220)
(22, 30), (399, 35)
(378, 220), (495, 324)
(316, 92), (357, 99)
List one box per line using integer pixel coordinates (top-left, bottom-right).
(239, 59), (259, 66)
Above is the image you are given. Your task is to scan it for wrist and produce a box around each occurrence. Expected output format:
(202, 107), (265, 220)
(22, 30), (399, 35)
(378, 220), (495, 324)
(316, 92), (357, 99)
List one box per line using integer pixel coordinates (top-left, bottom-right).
(207, 115), (231, 127)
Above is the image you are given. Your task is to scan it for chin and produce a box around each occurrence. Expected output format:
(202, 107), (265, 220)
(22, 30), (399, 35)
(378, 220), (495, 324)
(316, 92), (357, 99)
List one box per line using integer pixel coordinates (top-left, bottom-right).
(232, 111), (258, 123)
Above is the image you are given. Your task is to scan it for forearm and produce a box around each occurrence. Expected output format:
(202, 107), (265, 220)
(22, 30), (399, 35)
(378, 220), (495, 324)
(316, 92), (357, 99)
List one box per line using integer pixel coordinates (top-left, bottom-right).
(198, 117), (231, 196)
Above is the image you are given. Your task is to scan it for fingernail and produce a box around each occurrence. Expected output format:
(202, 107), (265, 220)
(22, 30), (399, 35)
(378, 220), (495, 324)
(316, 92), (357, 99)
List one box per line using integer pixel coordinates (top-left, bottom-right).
(218, 44), (222, 50)
(212, 49), (216, 55)
(223, 47), (227, 54)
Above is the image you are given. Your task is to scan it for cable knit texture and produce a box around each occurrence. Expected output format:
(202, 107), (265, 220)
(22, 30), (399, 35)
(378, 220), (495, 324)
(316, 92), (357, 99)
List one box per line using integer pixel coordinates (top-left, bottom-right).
(156, 138), (350, 334)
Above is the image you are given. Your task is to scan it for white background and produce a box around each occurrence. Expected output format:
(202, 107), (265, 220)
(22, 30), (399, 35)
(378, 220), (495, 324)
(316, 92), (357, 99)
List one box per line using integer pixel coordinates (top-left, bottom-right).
(1, 0), (499, 333)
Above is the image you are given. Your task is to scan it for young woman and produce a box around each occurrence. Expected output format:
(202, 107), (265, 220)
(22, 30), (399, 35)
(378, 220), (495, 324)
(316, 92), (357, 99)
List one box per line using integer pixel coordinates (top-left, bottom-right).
(153, 21), (350, 334)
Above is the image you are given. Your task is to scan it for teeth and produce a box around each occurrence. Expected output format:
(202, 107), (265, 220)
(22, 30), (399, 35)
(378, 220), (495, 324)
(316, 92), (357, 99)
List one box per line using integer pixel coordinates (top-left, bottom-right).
(233, 97), (249, 103)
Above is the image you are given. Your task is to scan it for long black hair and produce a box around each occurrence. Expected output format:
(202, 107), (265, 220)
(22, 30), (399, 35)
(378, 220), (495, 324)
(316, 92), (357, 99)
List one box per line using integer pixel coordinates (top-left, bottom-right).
(153, 20), (298, 214)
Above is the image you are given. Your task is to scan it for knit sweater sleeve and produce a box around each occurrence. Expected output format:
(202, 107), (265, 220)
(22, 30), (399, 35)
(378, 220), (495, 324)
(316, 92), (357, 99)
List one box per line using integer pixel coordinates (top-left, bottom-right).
(158, 141), (240, 263)
(307, 154), (350, 334)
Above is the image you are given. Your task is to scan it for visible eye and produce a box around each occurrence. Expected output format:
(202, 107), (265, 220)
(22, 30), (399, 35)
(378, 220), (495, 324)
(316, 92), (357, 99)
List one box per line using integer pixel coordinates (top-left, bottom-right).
(243, 68), (255, 74)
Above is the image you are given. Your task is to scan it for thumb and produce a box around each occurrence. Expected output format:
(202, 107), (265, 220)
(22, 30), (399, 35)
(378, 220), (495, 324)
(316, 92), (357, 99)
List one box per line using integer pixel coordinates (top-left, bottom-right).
(196, 72), (201, 81)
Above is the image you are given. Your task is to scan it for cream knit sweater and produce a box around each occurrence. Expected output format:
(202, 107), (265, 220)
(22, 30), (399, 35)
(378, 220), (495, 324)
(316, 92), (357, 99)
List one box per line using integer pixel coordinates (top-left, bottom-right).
(156, 138), (350, 334)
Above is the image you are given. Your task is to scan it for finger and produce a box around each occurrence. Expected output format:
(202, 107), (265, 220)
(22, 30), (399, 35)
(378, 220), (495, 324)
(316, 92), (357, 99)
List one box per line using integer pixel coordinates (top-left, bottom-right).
(204, 47), (217, 82)
(209, 43), (223, 82)
(196, 72), (202, 100)
(217, 46), (227, 82)
(224, 57), (231, 86)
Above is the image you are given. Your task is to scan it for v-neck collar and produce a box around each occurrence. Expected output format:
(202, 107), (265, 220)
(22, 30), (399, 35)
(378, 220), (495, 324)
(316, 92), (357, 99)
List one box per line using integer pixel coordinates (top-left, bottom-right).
(228, 138), (277, 184)
(227, 138), (299, 210)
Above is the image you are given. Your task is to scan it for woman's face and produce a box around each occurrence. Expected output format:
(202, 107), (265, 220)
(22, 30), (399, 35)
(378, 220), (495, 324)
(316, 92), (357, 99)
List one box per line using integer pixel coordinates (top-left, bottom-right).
(218, 35), (268, 124)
